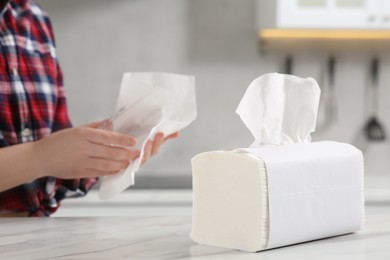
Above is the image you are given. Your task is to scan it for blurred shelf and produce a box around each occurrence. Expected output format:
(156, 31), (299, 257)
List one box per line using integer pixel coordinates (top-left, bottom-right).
(259, 29), (390, 51)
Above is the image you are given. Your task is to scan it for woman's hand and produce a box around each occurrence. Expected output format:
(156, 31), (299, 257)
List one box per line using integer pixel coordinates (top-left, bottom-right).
(33, 121), (140, 179)
(141, 132), (179, 164)
(99, 119), (180, 165)
(0, 121), (179, 192)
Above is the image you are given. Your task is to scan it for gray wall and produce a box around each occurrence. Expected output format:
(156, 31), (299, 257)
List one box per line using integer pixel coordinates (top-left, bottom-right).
(36, 0), (390, 185)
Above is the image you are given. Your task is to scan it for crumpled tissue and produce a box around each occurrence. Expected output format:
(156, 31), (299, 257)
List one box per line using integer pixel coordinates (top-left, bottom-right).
(99, 72), (197, 200)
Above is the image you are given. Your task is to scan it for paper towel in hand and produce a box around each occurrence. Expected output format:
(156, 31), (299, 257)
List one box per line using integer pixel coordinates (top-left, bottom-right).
(191, 73), (364, 252)
(236, 73), (320, 146)
(99, 72), (197, 200)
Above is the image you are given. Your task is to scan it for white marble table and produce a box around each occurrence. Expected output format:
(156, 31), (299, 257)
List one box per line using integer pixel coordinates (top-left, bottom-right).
(1, 204), (390, 259)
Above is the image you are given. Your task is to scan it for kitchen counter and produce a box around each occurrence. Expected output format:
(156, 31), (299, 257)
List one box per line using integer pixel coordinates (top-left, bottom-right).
(1, 203), (390, 259)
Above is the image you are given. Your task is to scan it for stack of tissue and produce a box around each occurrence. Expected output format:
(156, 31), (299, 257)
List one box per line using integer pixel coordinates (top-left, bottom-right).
(99, 72), (197, 200)
(190, 73), (364, 252)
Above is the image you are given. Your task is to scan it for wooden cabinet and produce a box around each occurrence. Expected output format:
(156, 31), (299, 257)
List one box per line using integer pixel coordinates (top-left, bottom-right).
(259, 29), (390, 51)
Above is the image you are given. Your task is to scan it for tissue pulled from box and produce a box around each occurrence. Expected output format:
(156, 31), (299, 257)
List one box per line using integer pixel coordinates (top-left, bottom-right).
(99, 72), (197, 200)
(236, 73), (320, 146)
(190, 73), (364, 252)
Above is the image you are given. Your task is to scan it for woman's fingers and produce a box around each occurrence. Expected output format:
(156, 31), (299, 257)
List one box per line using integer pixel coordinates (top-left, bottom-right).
(88, 143), (136, 162)
(84, 145), (141, 177)
(164, 132), (179, 141)
(151, 132), (164, 156)
(132, 150), (141, 160)
(87, 157), (130, 172)
(142, 132), (180, 164)
(85, 128), (136, 147)
(150, 132), (179, 156)
(142, 140), (153, 164)
(84, 130), (180, 169)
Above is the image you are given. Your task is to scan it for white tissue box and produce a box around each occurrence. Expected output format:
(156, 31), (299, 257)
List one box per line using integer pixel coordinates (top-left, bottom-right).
(190, 141), (364, 252)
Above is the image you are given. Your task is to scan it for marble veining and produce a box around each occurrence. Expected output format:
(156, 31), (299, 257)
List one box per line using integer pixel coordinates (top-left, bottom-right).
(0, 205), (390, 259)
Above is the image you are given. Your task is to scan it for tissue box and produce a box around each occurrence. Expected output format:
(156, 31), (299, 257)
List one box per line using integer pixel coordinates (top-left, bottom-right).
(190, 141), (364, 252)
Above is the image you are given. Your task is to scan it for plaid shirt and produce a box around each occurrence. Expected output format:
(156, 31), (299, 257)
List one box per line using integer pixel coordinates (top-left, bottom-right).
(0, 0), (97, 216)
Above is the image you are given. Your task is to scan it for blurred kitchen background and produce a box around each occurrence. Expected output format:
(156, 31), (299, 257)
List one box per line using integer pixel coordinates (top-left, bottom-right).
(34, 0), (390, 215)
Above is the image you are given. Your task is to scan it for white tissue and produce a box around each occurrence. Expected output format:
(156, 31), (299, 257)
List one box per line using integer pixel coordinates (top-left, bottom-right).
(99, 72), (197, 200)
(236, 73), (321, 146)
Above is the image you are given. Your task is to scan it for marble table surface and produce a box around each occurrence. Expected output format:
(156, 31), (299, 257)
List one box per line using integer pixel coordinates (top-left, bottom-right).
(0, 204), (390, 260)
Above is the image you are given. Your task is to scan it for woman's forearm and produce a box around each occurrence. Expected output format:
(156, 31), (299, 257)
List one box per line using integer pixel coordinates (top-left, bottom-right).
(0, 142), (43, 192)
